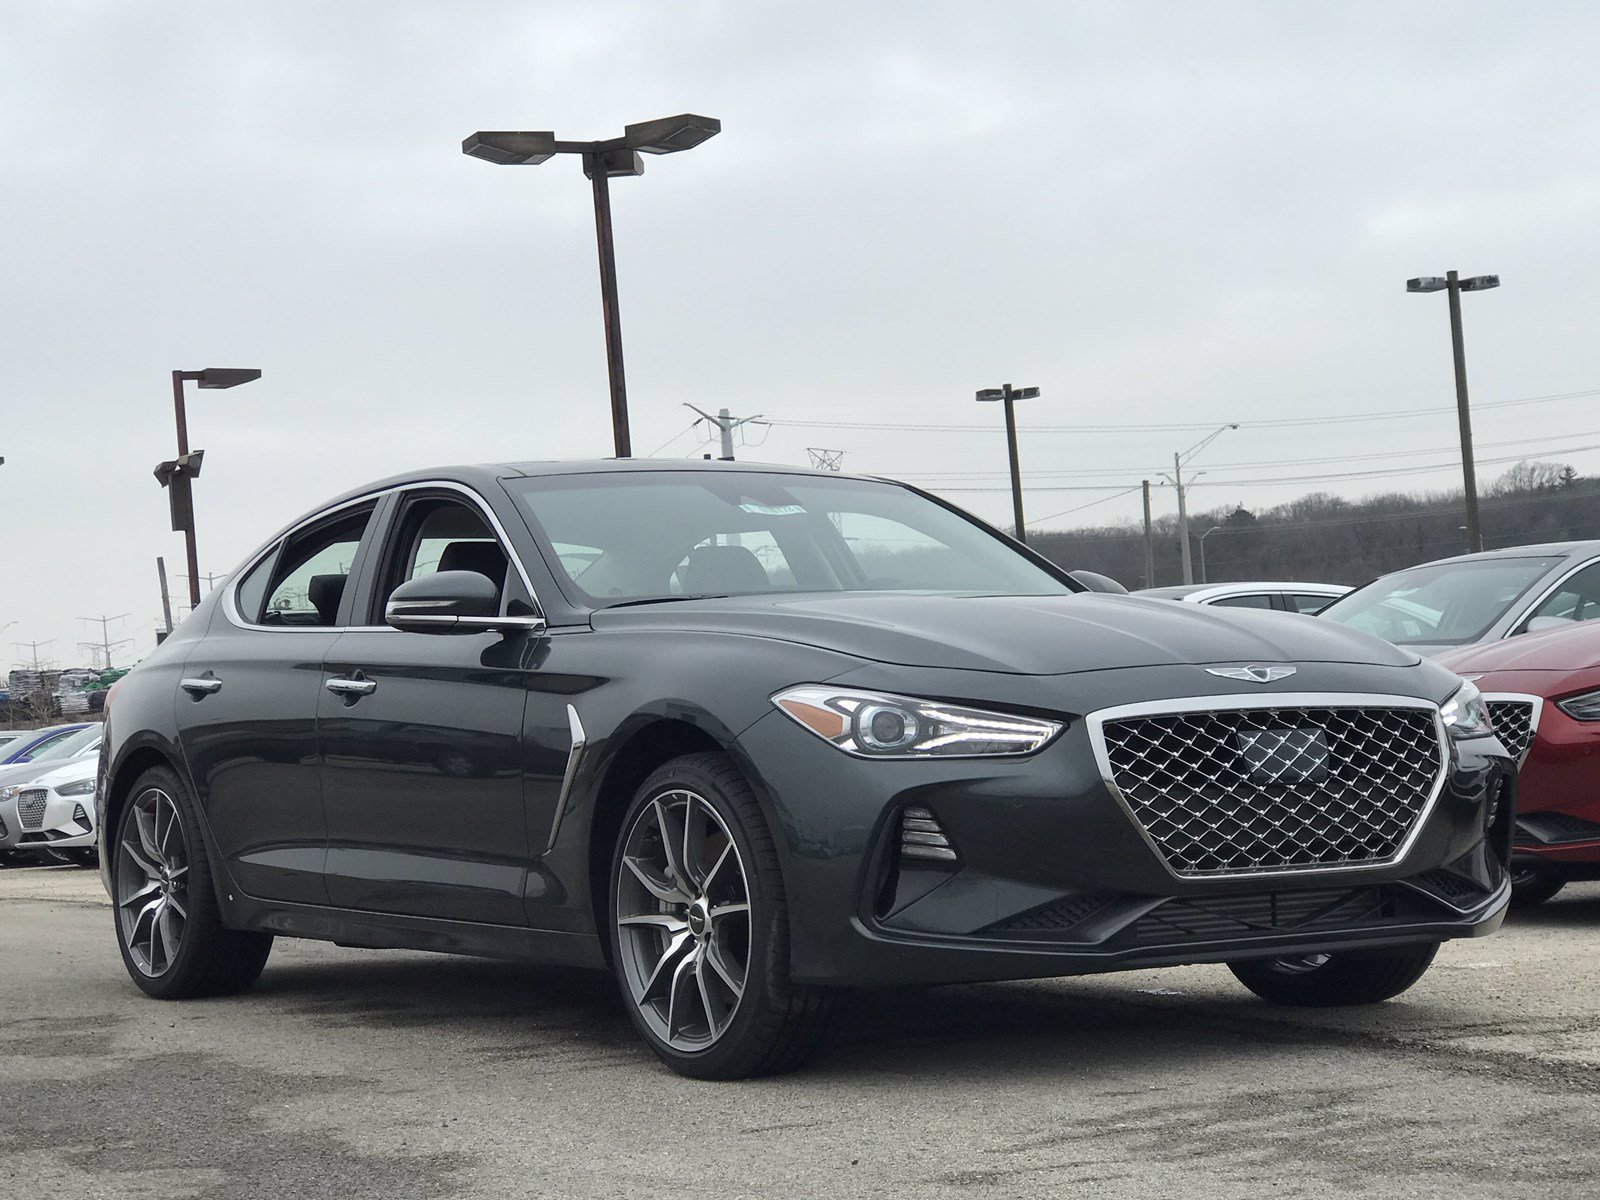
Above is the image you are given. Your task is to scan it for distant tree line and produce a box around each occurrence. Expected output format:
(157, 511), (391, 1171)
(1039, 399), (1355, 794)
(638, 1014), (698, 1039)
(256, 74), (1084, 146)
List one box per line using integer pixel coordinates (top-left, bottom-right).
(1026, 461), (1600, 589)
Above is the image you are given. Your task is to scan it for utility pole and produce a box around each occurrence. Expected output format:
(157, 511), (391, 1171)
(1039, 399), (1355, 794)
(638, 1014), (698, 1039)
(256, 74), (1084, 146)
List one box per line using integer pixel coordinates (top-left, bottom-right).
(1163, 423), (1238, 585)
(157, 556), (175, 636)
(685, 405), (766, 460)
(1141, 480), (1155, 589)
(78, 615), (132, 671)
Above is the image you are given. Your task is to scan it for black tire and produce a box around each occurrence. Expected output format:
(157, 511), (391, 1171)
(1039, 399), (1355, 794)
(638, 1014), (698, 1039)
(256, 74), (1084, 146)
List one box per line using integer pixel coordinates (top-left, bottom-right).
(111, 765), (273, 1000)
(1229, 942), (1439, 1007)
(1510, 865), (1566, 908)
(607, 752), (839, 1079)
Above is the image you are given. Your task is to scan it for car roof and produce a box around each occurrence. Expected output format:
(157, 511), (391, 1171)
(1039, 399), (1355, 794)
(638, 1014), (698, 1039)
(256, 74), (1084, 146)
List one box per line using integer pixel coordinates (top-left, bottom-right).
(1137, 581), (1349, 600)
(1408, 541), (1600, 569)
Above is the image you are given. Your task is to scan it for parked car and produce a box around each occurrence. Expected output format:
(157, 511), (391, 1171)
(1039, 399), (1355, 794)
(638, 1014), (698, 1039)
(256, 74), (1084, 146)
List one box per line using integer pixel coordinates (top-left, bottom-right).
(0, 731), (24, 749)
(1140, 582), (1351, 614)
(0, 724), (102, 865)
(1435, 621), (1600, 907)
(1319, 542), (1600, 655)
(99, 461), (1513, 1078)
(0, 755), (98, 867)
(0, 722), (92, 765)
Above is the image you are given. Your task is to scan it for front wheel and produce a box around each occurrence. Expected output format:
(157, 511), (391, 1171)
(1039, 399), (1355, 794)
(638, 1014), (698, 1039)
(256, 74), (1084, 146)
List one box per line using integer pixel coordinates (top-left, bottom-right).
(111, 766), (273, 1000)
(608, 752), (839, 1079)
(1510, 865), (1566, 908)
(1229, 942), (1439, 1006)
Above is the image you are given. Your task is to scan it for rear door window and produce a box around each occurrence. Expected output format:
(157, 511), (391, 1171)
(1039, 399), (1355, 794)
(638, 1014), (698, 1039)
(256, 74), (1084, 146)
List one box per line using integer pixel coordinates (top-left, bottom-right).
(1211, 593), (1274, 610)
(261, 507), (377, 628)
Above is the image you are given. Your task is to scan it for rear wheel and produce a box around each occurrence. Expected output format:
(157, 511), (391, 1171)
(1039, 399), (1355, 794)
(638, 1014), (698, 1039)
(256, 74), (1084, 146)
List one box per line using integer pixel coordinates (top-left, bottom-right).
(1510, 864), (1566, 908)
(608, 752), (838, 1079)
(112, 766), (273, 999)
(1229, 942), (1439, 1006)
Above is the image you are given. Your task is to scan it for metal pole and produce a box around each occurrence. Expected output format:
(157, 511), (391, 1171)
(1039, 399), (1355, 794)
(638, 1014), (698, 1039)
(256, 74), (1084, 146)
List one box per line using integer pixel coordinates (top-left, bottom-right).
(1198, 532), (1208, 585)
(1175, 452), (1193, 584)
(1446, 270), (1483, 553)
(157, 557), (174, 634)
(717, 408), (736, 460)
(171, 371), (202, 608)
(1002, 384), (1026, 542)
(1141, 480), (1155, 588)
(587, 155), (632, 458)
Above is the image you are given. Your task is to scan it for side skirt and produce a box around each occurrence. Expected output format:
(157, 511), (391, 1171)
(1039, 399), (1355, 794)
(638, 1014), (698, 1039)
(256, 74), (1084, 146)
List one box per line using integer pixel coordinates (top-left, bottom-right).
(222, 889), (607, 970)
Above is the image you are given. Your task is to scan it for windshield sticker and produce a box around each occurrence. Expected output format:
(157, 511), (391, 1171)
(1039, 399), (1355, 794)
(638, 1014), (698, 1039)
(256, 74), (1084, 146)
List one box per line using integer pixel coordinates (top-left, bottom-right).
(739, 502), (805, 516)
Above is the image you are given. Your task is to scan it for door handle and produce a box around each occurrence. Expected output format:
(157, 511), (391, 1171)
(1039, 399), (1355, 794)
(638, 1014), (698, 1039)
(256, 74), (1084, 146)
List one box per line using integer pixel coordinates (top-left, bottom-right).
(180, 675), (223, 698)
(325, 675), (377, 698)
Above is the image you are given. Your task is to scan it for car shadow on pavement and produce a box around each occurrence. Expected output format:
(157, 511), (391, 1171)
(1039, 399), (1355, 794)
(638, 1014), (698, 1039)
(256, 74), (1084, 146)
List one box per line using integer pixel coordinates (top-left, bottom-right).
(1503, 890), (1600, 927)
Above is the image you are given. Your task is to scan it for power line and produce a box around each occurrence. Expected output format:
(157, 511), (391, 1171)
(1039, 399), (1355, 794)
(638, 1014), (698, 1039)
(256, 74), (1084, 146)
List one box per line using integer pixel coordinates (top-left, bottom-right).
(767, 386), (1600, 436)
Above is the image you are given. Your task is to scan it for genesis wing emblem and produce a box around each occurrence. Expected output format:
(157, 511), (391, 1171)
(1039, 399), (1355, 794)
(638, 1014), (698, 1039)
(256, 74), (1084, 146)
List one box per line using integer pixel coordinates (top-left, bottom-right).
(1205, 665), (1298, 684)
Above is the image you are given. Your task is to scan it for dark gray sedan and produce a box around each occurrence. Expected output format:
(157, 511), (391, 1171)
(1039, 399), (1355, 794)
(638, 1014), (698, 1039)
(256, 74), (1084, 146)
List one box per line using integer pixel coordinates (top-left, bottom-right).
(97, 460), (1514, 1077)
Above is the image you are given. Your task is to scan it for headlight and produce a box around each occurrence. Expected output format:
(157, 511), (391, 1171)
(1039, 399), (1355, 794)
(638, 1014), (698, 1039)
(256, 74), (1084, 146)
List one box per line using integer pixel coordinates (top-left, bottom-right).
(773, 685), (1063, 758)
(1441, 679), (1494, 740)
(55, 778), (96, 797)
(1556, 688), (1600, 722)
(0, 784), (19, 802)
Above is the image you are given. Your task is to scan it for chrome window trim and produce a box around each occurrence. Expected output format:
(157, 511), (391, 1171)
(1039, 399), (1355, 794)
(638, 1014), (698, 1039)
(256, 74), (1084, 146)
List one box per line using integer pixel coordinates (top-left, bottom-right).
(222, 480), (546, 634)
(544, 705), (587, 853)
(1085, 691), (1450, 883)
(1504, 555), (1600, 638)
(1482, 692), (1544, 766)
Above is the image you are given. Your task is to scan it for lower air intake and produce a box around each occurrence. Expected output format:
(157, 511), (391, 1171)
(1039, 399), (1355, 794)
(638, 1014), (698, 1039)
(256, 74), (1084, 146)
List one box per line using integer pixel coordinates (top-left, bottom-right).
(900, 806), (958, 864)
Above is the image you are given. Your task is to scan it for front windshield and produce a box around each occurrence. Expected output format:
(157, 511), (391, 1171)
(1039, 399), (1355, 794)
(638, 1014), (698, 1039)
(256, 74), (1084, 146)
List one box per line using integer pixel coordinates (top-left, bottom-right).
(30, 724), (100, 763)
(505, 471), (1074, 607)
(1319, 556), (1560, 647)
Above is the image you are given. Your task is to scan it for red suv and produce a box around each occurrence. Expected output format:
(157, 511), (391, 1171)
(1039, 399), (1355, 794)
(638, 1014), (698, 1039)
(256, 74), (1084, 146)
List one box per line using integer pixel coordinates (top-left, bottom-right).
(1438, 622), (1600, 906)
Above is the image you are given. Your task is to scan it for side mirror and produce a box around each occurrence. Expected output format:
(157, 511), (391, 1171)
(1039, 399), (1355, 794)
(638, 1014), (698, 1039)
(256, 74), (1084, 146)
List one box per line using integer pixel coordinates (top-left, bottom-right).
(1524, 615), (1574, 635)
(1069, 569), (1129, 594)
(385, 570), (545, 635)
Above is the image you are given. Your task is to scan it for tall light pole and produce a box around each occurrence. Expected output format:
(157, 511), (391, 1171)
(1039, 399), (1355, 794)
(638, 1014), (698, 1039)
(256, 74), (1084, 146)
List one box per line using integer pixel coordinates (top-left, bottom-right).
(1407, 271), (1499, 553)
(1197, 525), (1225, 585)
(463, 115), (722, 459)
(1163, 423), (1238, 585)
(976, 384), (1040, 541)
(156, 368), (261, 609)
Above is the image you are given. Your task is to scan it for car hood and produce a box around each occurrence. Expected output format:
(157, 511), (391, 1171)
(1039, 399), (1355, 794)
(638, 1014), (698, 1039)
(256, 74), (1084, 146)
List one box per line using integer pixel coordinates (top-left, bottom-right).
(1436, 624), (1600, 675)
(591, 592), (1420, 675)
(29, 757), (96, 789)
(0, 753), (90, 790)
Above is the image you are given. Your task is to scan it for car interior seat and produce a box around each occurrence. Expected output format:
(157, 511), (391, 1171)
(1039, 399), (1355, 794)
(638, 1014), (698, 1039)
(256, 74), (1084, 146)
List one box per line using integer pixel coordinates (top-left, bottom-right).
(680, 544), (769, 595)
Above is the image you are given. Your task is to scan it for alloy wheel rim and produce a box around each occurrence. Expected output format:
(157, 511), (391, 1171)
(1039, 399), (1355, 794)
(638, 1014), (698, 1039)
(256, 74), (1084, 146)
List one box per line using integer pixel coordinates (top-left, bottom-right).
(115, 788), (189, 977)
(1269, 952), (1333, 975)
(615, 789), (751, 1053)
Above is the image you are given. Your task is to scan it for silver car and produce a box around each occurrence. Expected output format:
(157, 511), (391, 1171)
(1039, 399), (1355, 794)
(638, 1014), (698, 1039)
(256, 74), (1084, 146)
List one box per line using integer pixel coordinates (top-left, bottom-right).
(0, 725), (103, 863)
(1138, 581), (1351, 614)
(1319, 541), (1600, 656)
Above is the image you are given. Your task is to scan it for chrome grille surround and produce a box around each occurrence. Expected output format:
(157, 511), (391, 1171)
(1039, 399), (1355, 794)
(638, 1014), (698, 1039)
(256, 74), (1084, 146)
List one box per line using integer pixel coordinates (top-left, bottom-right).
(17, 788), (48, 831)
(1484, 694), (1542, 766)
(1088, 693), (1450, 881)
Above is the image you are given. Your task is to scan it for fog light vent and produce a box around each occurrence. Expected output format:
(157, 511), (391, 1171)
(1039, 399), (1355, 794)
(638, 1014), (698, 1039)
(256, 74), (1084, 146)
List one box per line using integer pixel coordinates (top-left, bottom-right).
(900, 806), (958, 864)
(72, 804), (88, 823)
(0, 815), (7, 839)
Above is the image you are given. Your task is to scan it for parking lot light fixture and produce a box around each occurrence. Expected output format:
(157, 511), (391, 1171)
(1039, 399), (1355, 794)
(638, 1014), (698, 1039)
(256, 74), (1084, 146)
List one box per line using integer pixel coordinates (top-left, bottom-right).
(462, 115), (722, 459)
(976, 384), (1039, 543)
(1407, 269), (1500, 553)
(162, 367), (261, 608)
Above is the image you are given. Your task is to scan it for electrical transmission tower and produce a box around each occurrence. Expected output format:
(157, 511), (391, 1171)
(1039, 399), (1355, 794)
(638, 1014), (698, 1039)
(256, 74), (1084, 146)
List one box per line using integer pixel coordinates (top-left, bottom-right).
(11, 640), (57, 670)
(806, 448), (845, 472)
(78, 614), (133, 670)
(684, 404), (766, 460)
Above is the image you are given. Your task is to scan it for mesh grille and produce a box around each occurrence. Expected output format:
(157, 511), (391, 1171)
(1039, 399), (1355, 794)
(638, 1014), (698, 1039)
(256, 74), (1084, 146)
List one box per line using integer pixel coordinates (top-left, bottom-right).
(1097, 703), (1444, 877)
(983, 892), (1116, 936)
(1128, 886), (1440, 944)
(17, 788), (47, 830)
(1516, 812), (1600, 845)
(1486, 700), (1536, 762)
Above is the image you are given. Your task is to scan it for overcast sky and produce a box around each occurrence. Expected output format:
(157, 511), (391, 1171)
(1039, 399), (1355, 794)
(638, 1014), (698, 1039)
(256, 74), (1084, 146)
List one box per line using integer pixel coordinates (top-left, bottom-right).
(4, 0), (1598, 673)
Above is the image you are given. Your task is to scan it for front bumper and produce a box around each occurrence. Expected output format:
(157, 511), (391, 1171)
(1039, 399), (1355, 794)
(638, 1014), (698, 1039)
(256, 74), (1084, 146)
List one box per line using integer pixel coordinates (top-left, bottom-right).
(734, 675), (1514, 989)
(1508, 699), (1600, 866)
(0, 789), (98, 851)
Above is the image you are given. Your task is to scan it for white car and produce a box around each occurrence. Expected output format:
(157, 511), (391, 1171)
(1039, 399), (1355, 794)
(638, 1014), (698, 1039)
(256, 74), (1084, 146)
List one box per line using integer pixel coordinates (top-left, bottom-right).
(0, 754), (99, 867)
(1137, 581), (1351, 614)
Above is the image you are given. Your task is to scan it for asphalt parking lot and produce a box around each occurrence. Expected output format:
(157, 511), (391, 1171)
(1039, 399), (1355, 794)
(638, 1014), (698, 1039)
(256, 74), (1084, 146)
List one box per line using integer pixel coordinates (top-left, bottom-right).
(2, 865), (1598, 1200)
